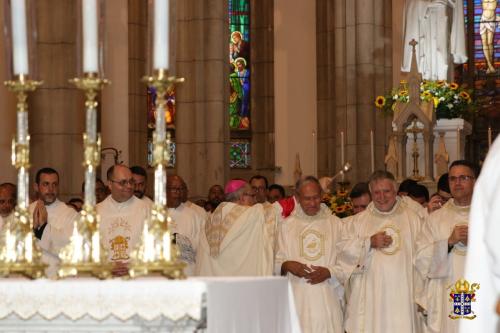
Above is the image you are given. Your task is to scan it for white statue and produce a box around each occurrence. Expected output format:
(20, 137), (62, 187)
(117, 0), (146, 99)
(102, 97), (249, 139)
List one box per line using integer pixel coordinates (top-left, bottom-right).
(402, 0), (468, 80)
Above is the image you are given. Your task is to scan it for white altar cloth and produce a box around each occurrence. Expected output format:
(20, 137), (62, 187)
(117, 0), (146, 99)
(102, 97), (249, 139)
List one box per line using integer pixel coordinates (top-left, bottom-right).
(0, 276), (300, 333)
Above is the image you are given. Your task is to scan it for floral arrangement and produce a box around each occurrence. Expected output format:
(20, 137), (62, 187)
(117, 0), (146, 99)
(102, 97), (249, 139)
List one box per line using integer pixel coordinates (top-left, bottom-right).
(374, 80), (476, 120)
(322, 190), (354, 218)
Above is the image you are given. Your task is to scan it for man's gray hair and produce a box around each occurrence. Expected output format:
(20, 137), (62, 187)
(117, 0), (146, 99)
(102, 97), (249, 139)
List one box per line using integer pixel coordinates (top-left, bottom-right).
(368, 170), (397, 192)
(226, 184), (250, 202)
(295, 176), (322, 194)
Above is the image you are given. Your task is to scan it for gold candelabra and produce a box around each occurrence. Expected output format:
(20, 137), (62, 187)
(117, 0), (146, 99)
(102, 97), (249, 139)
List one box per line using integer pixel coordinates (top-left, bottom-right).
(57, 73), (112, 279)
(129, 69), (185, 279)
(0, 75), (46, 279)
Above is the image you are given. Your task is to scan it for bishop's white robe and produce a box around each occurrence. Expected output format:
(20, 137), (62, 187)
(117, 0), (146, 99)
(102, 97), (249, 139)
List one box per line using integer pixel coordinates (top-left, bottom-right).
(97, 196), (149, 263)
(168, 202), (206, 276)
(30, 199), (79, 278)
(345, 198), (425, 333)
(196, 202), (276, 276)
(416, 199), (470, 333)
(275, 205), (361, 333)
(459, 139), (500, 333)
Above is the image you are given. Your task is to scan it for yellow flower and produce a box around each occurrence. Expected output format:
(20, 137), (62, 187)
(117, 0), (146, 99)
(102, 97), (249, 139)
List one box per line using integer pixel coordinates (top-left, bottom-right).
(421, 91), (432, 100)
(460, 91), (470, 100)
(375, 96), (386, 108)
(336, 206), (346, 214)
(450, 83), (459, 90)
(399, 90), (408, 96)
(437, 80), (445, 87)
(433, 97), (440, 108)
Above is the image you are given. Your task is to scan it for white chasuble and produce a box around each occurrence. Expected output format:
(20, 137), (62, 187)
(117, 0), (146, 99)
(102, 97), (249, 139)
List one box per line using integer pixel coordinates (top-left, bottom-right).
(97, 196), (148, 262)
(417, 199), (470, 333)
(345, 198), (425, 333)
(31, 199), (79, 278)
(196, 202), (276, 277)
(275, 205), (362, 333)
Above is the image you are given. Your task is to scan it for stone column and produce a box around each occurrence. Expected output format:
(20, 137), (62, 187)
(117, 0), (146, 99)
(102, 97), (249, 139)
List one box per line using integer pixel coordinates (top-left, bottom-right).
(175, 0), (227, 197)
(0, 2), (17, 183)
(30, 1), (84, 200)
(274, 0), (317, 186)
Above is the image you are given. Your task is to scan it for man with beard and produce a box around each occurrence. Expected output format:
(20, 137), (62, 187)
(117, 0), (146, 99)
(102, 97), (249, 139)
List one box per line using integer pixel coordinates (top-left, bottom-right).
(205, 184), (225, 213)
(30, 168), (78, 277)
(130, 165), (153, 208)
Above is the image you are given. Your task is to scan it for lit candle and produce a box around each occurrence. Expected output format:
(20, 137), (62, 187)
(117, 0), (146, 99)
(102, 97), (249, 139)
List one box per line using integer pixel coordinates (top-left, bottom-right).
(488, 126), (492, 148)
(153, 0), (169, 70)
(82, 0), (99, 73)
(370, 130), (375, 172)
(11, 0), (29, 75)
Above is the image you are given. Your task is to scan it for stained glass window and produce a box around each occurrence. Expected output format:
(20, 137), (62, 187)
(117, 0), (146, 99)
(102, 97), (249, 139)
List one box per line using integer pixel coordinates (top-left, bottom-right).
(147, 87), (176, 167)
(229, 0), (250, 131)
(229, 140), (251, 168)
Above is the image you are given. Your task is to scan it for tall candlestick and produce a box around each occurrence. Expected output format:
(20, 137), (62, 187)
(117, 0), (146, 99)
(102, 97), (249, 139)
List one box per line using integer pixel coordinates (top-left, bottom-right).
(370, 130), (375, 172)
(312, 130), (317, 177)
(11, 0), (29, 75)
(488, 126), (492, 148)
(154, 0), (169, 70)
(341, 131), (345, 181)
(82, 0), (99, 73)
(456, 128), (461, 160)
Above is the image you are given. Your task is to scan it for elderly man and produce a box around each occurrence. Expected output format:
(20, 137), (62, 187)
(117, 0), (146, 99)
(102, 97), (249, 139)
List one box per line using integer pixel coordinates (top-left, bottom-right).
(167, 175), (206, 276)
(30, 168), (79, 277)
(97, 165), (149, 276)
(196, 179), (276, 276)
(417, 160), (477, 333)
(345, 170), (426, 333)
(276, 176), (360, 333)
(0, 183), (16, 227)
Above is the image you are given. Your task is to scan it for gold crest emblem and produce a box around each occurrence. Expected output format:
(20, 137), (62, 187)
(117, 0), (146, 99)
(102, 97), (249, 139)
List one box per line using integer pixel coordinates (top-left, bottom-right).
(448, 278), (480, 320)
(110, 235), (130, 261)
(300, 229), (325, 261)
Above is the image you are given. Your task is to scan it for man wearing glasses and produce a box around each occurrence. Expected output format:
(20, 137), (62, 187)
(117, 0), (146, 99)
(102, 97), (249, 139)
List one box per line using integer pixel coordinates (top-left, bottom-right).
(416, 160), (477, 333)
(97, 164), (150, 276)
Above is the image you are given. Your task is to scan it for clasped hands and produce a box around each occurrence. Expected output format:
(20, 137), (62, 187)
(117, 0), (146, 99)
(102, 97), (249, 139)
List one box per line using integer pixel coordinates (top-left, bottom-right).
(370, 231), (393, 249)
(32, 200), (48, 230)
(282, 261), (331, 284)
(448, 224), (468, 246)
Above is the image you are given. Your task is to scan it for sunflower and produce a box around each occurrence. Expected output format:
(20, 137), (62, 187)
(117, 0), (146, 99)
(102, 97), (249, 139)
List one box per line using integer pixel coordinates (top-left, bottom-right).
(399, 90), (408, 96)
(437, 80), (445, 87)
(375, 96), (386, 108)
(335, 206), (346, 214)
(450, 82), (459, 90)
(421, 91), (432, 100)
(433, 97), (440, 108)
(459, 91), (470, 100)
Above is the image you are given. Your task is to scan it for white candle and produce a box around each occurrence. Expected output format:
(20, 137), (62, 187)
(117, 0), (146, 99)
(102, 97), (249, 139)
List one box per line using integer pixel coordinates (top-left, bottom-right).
(82, 0), (99, 73)
(370, 130), (375, 173)
(488, 126), (492, 148)
(456, 128), (461, 160)
(154, 0), (169, 70)
(11, 0), (29, 75)
(341, 131), (345, 181)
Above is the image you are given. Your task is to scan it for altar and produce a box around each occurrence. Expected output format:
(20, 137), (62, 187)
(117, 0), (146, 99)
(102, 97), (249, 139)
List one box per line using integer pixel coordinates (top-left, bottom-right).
(0, 276), (301, 333)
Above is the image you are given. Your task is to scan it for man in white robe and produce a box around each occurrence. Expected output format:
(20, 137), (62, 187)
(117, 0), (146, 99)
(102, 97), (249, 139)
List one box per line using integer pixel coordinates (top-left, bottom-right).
(167, 175), (206, 276)
(416, 160), (477, 333)
(98, 165), (149, 276)
(345, 170), (426, 333)
(460, 138), (500, 333)
(402, 0), (467, 80)
(0, 183), (16, 246)
(276, 176), (361, 333)
(196, 179), (276, 276)
(30, 168), (79, 278)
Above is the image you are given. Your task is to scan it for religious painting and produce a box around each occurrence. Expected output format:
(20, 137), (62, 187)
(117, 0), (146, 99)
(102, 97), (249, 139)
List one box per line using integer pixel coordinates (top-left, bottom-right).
(229, 0), (250, 131)
(146, 87), (176, 167)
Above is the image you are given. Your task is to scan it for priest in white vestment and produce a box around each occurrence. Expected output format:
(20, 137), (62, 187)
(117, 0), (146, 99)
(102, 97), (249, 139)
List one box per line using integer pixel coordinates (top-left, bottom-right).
(415, 161), (477, 333)
(30, 168), (78, 278)
(196, 179), (276, 276)
(402, 0), (467, 80)
(460, 138), (500, 333)
(167, 175), (206, 276)
(345, 170), (426, 333)
(276, 176), (361, 333)
(98, 165), (149, 276)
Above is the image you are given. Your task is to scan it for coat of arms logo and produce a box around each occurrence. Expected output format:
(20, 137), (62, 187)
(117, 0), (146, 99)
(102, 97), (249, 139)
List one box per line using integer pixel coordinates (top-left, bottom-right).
(449, 278), (480, 320)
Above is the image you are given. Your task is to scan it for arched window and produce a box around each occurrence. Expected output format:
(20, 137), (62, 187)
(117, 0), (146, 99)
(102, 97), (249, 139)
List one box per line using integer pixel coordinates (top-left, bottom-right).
(229, 0), (251, 169)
